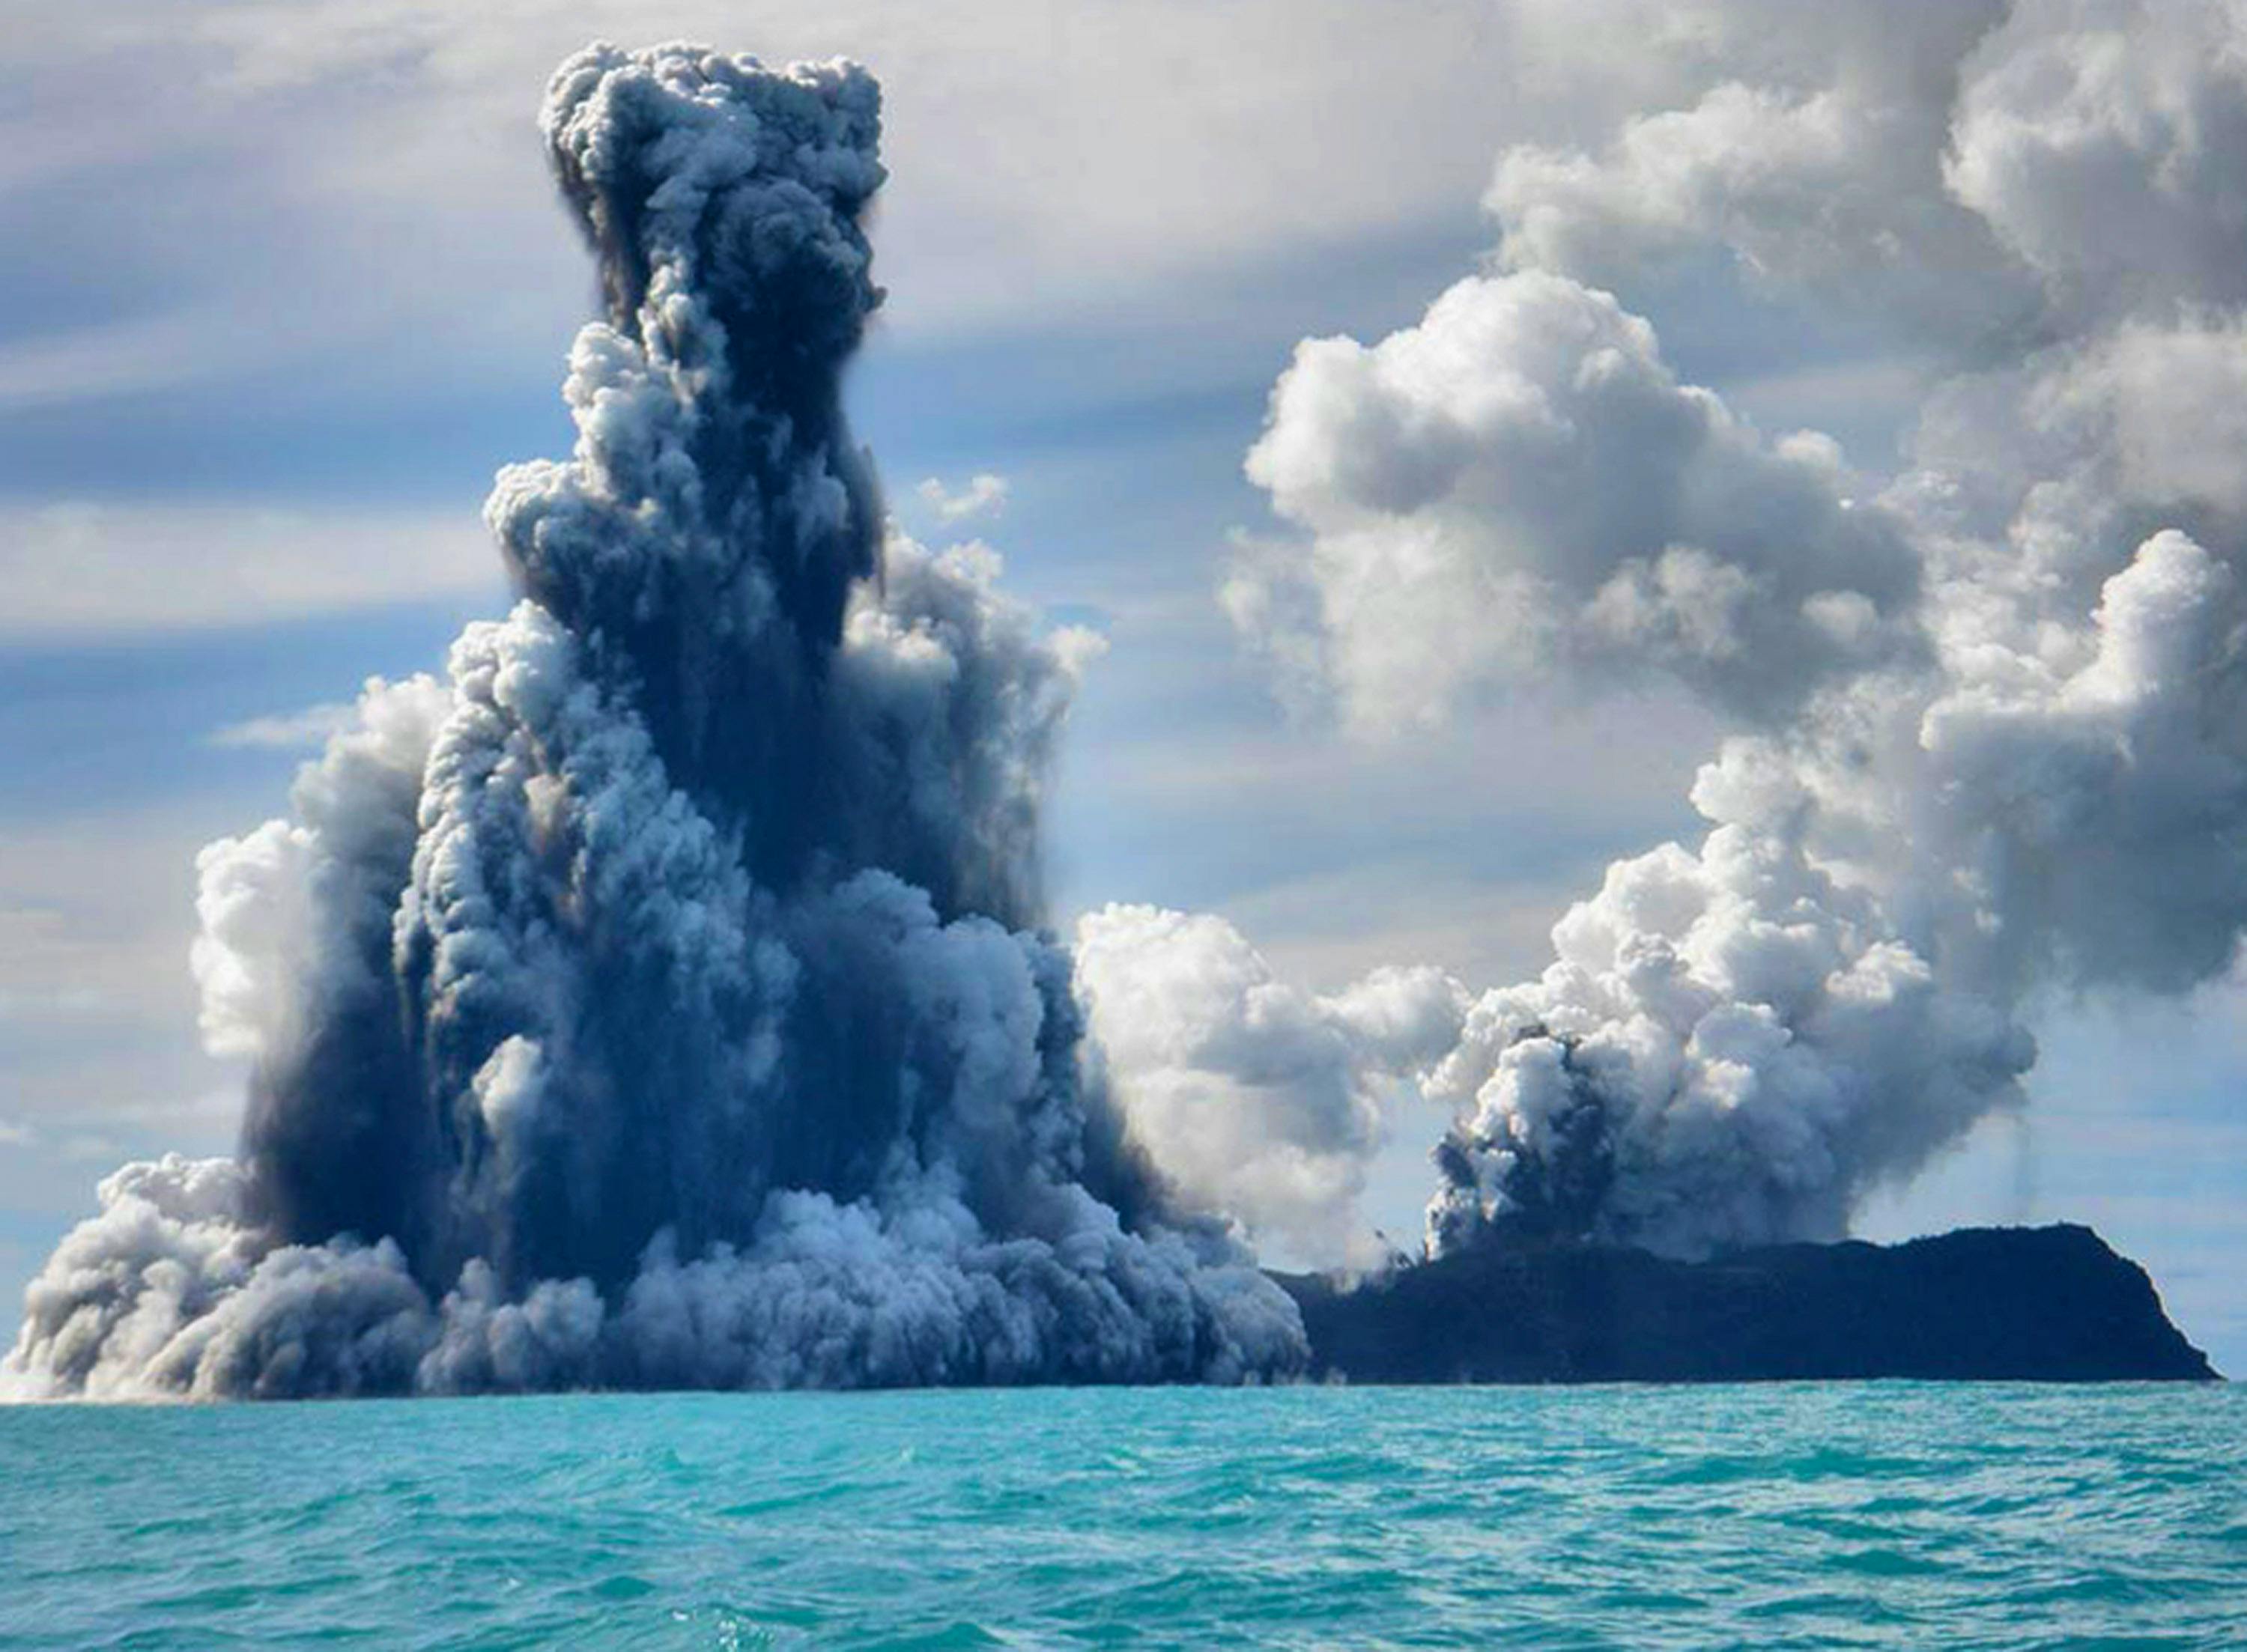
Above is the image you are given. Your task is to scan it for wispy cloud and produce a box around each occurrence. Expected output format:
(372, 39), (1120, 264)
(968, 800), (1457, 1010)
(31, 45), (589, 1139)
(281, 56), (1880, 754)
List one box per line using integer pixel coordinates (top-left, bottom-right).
(0, 502), (500, 639)
(0, 308), (249, 413)
(207, 699), (359, 750)
(917, 472), (1010, 523)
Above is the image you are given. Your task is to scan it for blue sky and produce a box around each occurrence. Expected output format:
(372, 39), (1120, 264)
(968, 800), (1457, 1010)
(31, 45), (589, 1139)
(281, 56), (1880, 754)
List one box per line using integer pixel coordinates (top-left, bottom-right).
(5, 0), (2245, 1373)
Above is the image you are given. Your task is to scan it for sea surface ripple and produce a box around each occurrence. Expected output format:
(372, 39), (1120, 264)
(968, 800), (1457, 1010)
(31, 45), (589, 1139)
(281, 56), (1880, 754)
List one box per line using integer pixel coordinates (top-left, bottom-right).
(3, 1383), (2242, 1648)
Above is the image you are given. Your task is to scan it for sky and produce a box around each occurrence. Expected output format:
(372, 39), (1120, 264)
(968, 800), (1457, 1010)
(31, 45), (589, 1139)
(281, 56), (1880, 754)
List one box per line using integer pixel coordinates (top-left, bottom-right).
(4, 0), (2246, 1374)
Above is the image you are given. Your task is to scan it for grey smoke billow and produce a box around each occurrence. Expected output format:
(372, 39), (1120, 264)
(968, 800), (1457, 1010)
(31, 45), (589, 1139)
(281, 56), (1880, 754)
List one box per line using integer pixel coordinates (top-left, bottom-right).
(2, 42), (1302, 1400)
(1226, 0), (2247, 1263)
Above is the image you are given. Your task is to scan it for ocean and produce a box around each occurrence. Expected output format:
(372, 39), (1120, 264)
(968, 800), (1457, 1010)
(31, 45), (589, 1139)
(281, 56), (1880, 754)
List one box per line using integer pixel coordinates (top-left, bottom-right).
(2, 1383), (2240, 1648)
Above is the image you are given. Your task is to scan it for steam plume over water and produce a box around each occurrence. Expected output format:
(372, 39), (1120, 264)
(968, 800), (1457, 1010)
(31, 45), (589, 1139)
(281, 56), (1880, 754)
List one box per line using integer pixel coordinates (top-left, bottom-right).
(1211, 0), (2247, 1264)
(17, 7), (2247, 1396)
(1, 43), (1303, 1400)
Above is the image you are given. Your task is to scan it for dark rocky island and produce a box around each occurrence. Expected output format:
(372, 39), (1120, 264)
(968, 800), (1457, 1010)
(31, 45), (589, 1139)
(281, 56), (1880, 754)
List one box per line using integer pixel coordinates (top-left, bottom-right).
(1276, 1224), (2218, 1383)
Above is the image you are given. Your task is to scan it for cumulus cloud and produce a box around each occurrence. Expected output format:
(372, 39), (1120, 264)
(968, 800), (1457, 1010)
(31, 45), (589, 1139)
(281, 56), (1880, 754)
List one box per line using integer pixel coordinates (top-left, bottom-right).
(917, 473), (1010, 523)
(1488, 0), (2247, 351)
(1946, 0), (2247, 318)
(1075, 905), (1464, 1266)
(5, 43), (1301, 1401)
(1905, 313), (2247, 608)
(1227, 269), (1920, 730)
(1491, 0), (2037, 348)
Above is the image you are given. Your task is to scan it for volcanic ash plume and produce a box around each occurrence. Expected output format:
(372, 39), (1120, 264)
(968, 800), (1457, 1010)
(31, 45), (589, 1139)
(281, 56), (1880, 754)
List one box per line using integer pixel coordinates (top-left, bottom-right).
(1227, 0), (2247, 1262)
(1, 43), (1303, 1400)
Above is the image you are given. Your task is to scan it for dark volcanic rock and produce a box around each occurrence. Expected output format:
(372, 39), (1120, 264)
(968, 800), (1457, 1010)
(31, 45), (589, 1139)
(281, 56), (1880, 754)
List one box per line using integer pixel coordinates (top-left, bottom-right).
(1276, 1225), (2217, 1383)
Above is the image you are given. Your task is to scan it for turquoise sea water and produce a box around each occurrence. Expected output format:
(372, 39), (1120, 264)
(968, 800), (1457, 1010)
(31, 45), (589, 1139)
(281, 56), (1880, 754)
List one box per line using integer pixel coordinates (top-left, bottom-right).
(3, 1384), (2242, 1649)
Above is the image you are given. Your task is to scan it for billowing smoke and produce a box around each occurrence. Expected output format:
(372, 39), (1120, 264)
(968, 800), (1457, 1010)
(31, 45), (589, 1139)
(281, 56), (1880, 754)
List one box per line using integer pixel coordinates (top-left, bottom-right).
(3, 43), (1303, 1400)
(1074, 905), (1465, 1267)
(1229, 0), (2247, 1259)
(1225, 269), (1923, 729)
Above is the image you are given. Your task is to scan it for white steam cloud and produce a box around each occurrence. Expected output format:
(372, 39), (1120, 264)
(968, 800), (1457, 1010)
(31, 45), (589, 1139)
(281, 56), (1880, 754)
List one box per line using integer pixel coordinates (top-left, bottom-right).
(1074, 905), (1464, 1267)
(1225, 269), (1919, 730)
(1228, 0), (2247, 1259)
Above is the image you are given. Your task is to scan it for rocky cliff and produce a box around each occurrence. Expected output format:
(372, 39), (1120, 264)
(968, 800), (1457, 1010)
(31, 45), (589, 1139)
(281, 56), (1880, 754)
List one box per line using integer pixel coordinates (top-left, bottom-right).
(1277, 1225), (2217, 1383)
